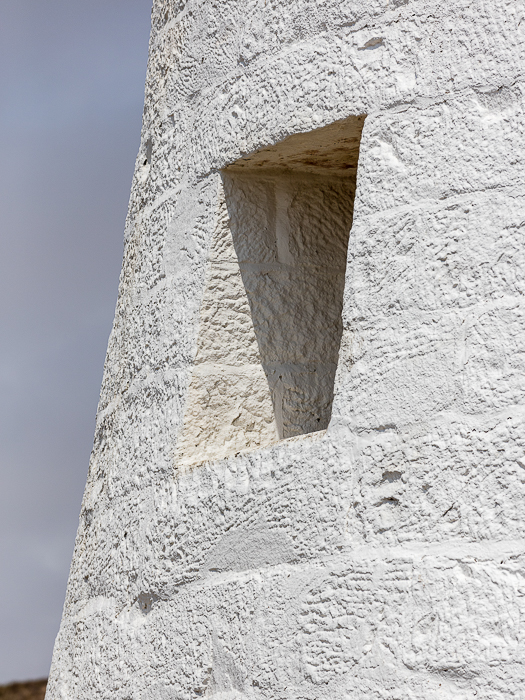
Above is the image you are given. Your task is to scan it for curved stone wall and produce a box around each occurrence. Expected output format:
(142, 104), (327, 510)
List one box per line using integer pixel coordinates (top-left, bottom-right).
(46, 1), (525, 698)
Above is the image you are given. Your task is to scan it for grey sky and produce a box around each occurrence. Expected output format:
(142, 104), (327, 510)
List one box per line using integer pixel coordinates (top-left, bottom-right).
(0, 0), (152, 683)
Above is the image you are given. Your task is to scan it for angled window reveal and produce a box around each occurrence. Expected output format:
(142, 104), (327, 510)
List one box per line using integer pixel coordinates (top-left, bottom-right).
(177, 115), (365, 466)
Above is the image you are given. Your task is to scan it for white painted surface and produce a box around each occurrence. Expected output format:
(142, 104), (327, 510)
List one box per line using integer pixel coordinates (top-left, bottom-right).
(47, 1), (525, 698)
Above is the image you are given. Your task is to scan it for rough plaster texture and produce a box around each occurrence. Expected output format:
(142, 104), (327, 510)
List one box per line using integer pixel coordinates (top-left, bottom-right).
(47, 1), (525, 698)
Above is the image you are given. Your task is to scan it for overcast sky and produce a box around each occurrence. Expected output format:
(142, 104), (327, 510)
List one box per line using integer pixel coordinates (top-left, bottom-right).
(0, 0), (152, 684)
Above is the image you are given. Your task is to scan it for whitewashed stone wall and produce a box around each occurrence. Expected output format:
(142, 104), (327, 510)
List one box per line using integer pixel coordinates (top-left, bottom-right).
(47, 1), (525, 698)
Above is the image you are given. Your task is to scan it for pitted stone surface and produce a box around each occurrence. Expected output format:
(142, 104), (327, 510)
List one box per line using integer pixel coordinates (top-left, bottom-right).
(47, 1), (525, 699)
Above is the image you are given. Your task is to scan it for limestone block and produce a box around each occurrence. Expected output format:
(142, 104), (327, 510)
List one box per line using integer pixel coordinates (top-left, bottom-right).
(222, 175), (277, 264)
(175, 366), (277, 466)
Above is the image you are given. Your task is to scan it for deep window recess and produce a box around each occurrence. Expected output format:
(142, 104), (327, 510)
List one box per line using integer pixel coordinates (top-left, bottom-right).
(177, 115), (365, 466)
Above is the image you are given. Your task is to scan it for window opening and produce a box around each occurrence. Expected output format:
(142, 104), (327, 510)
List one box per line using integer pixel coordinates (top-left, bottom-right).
(176, 115), (365, 466)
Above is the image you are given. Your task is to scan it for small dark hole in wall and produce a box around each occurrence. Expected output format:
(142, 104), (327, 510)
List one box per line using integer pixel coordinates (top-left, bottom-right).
(144, 137), (153, 165)
(137, 592), (157, 614)
(83, 509), (93, 528)
(381, 471), (403, 483)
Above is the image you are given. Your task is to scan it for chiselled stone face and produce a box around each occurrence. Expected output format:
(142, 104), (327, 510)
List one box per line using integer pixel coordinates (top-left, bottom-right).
(47, 1), (525, 699)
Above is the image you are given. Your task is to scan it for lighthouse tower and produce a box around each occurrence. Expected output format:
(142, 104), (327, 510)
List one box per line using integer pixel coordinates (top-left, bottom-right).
(47, 1), (525, 698)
